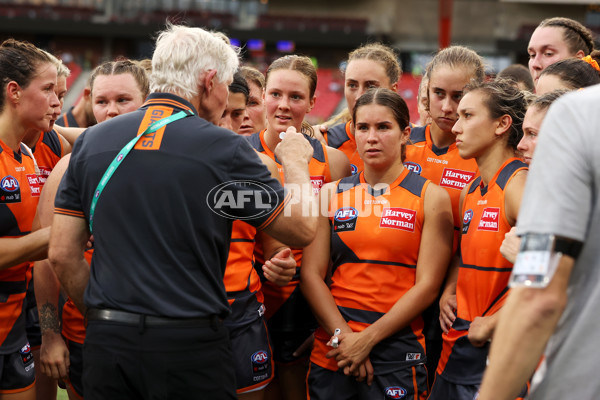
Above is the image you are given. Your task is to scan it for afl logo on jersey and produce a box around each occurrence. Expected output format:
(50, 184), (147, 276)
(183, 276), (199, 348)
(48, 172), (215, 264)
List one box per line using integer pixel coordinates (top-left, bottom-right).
(335, 207), (358, 222)
(350, 164), (358, 175)
(384, 386), (407, 399)
(462, 209), (474, 235)
(463, 209), (473, 225)
(404, 162), (422, 175)
(1, 175), (19, 192)
(1, 175), (21, 204)
(334, 207), (358, 232)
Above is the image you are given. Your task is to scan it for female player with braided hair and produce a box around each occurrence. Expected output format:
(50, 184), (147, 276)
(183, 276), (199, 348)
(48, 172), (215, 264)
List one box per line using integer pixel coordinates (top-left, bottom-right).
(535, 51), (600, 94)
(527, 17), (595, 84)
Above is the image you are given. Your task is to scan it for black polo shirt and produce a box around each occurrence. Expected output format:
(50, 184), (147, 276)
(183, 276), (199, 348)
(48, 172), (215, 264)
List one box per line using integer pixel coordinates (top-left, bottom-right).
(55, 93), (288, 318)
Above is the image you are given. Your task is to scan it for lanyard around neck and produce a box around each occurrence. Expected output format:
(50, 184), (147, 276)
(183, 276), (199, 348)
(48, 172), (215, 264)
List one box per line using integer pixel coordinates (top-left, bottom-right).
(89, 109), (193, 233)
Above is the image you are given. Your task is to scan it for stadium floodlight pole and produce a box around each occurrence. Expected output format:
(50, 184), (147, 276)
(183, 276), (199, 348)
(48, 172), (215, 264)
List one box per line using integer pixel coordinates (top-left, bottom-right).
(439, 0), (453, 49)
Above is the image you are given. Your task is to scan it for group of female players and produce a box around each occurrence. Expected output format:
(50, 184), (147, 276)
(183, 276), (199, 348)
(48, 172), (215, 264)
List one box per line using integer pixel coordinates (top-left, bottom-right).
(1, 14), (598, 400)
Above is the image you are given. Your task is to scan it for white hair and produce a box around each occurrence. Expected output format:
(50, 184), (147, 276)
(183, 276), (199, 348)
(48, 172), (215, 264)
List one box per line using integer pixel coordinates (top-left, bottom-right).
(150, 24), (239, 99)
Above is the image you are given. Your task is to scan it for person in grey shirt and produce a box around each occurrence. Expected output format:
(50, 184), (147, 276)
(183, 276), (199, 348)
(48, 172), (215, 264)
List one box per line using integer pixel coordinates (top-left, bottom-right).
(478, 85), (600, 399)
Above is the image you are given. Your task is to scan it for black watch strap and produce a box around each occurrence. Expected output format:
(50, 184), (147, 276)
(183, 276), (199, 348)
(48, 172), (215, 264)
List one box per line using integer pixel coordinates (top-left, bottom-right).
(554, 237), (584, 259)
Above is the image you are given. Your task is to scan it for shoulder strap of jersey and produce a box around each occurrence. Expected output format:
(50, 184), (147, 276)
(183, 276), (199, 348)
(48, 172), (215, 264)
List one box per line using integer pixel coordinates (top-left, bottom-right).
(327, 122), (351, 149)
(496, 159), (528, 190)
(468, 176), (482, 194)
(409, 125), (427, 144)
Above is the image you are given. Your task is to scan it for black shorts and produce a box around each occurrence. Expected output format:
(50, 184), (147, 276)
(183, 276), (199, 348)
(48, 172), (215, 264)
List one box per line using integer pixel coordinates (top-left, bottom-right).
(64, 338), (84, 398)
(307, 362), (428, 400)
(428, 373), (479, 400)
(83, 315), (236, 399)
(267, 287), (316, 363)
(227, 318), (273, 394)
(429, 373), (529, 400)
(0, 342), (35, 394)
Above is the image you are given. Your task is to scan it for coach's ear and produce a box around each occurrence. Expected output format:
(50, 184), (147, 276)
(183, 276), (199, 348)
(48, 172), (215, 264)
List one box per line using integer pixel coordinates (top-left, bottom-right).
(201, 69), (218, 96)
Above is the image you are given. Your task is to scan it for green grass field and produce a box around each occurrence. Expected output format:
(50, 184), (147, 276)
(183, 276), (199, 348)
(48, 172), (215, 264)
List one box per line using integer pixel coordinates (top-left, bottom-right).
(57, 388), (68, 400)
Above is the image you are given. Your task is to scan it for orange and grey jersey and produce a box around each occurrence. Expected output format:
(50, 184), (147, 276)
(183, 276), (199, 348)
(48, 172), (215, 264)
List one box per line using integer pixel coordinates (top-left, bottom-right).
(326, 121), (362, 176)
(247, 129), (332, 195)
(31, 129), (66, 188)
(247, 129), (332, 322)
(310, 169), (429, 373)
(55, 107), (78, 128)
(404, 125), (478, 233)
(223, 220), (265, 331)
(0, 140), (39, 353)
(437, 158), (527, 384)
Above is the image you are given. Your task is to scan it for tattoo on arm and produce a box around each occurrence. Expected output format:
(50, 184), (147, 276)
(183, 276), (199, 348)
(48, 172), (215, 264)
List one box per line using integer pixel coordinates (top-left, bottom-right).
(39, 302), (61, 334)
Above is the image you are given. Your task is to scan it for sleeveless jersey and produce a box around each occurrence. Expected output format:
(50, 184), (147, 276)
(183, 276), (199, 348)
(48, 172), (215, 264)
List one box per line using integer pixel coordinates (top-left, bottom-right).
(326, 121), (362, 176)
(247, 130), (332, 322)
(0, 140), (40, 353)
(223, 220), (265, 331)
(404, 125), (478, 234)
(436, 158), (527, 384)
(55, 107), (78, 128)
(310, 169), (429, 374)
(31, 129), (66, 188)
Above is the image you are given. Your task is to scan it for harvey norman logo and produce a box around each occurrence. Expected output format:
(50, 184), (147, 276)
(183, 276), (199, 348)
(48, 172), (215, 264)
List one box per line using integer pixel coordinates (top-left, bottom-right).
(380, 207), (416, 232)
(439, 168), (475, 190)
(206, 180), (277, 220)
(478, 207), (500, 231)
(27, 174), (41, 197)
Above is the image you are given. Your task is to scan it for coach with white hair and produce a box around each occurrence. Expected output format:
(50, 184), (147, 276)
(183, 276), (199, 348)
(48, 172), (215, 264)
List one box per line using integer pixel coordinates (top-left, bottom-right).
(49, 24), (317, 398)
